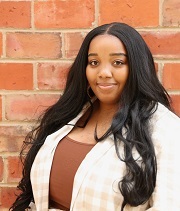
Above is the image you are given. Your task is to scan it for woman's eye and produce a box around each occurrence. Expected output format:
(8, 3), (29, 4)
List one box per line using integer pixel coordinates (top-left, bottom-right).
(113, 60), (124, 66)
(89, 60), (99, 66)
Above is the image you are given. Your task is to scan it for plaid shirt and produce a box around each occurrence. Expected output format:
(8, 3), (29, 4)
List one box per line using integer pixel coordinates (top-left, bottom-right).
(30, 103), (180, 211)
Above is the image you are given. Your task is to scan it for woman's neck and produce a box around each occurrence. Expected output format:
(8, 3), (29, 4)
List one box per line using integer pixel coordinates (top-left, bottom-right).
(95, 101), (118, 120)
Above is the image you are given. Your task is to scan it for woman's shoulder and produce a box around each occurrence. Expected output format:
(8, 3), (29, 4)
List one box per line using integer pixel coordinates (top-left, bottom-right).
(151, 102), (180, 126)
(150, 102), (180, 147)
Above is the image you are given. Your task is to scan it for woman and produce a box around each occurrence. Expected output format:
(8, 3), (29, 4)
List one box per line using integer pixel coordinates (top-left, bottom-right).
(10, 22), (180, 211)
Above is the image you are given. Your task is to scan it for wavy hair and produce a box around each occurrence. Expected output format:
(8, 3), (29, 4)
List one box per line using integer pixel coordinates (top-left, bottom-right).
(10, 22), (171, 210)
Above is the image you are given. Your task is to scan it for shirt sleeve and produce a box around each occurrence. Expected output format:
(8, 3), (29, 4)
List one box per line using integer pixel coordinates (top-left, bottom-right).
(148, 112), (180, 210)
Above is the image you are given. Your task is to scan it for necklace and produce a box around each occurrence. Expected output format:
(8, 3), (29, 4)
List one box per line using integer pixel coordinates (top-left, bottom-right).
(94, 122), (112, 142)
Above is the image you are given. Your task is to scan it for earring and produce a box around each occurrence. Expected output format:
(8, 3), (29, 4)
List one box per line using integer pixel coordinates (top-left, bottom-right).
(87, 86), (94, 99)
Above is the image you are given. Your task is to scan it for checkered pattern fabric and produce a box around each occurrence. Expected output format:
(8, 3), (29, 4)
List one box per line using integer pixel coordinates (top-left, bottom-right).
(29, 103), (180, 211)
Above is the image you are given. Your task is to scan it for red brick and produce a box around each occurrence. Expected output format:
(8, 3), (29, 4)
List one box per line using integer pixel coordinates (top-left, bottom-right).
(0, 96), (2, 121)
(0, 157), (3, 182)
(0, 2), (31, 28)
(163, 0), (180, 26)
(34, 0), (94, 29)
(0, 126), (28, 153)
(0, 187), (19, 208)
(170, 95), (180, 116)
(64, 32), (87, 58)
(141, 32), (180, 58)
(99, 0), (159, 27)
(162, 63), (180, 90)
(7, 157), (22, 183)
(0, 63), (33, 90)
(6, 33), (62, 59)
(0, 33), (2, 57)
(37, 63), (71, 90)
(5, 94), (59, 121)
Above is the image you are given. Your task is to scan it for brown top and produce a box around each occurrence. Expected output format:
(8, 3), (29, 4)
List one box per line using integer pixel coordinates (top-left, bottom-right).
(49, 136), (95, 210)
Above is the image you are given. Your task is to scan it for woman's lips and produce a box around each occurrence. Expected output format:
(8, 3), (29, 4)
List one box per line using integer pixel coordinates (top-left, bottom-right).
(96, 83), (116, 90)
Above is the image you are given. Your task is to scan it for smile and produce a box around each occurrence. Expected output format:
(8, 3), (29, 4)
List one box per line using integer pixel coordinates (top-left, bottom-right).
(96, 83), (117, 90)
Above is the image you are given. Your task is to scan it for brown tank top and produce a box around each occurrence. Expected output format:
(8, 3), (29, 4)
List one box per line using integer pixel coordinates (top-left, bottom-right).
(49, 136), (95, 210)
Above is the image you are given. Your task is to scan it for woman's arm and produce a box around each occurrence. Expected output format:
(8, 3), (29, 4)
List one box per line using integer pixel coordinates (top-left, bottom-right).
(148, 111), (180, 210)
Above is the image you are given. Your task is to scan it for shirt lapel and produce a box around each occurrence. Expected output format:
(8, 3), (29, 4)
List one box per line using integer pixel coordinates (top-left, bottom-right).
(31, 105), (90, 210)
(70, 135), (114, 210)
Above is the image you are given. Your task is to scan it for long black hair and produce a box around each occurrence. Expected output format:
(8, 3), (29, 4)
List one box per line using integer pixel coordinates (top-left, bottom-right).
(10, 22), (171, 210)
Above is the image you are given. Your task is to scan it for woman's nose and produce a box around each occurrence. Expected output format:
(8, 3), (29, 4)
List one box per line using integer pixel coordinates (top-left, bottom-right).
(98, 65), (112, 78)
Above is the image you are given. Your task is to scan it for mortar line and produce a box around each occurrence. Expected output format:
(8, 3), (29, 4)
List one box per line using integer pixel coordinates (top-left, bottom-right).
(2, 95), (6, 121)
(2, 31), (6, 59)
(1, 27), (179, 33)
(31, 0), (35, 31)
(33, 62), (38, 90)
(94, 0), (99, 27)
(159, 0), (164, 27)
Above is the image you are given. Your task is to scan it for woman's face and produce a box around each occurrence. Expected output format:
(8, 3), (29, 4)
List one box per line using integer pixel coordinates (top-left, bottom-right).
(86, 34), (129, 106)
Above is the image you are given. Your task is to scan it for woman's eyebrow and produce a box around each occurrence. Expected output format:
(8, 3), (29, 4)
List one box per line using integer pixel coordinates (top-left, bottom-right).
(88, 53), (127, 57)
(88, 53), (98, 57)
(109, 53), (127, 57)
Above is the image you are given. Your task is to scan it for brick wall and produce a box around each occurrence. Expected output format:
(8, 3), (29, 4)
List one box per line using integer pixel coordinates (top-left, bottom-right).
(0, 0), (180, 209)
